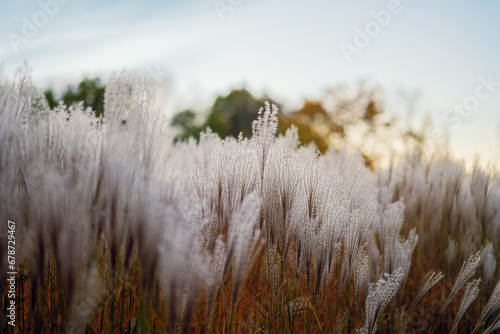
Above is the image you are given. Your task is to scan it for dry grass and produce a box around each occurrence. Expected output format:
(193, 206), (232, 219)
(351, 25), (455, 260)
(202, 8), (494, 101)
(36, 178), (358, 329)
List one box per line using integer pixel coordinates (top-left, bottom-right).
(0, 70), (499, 333)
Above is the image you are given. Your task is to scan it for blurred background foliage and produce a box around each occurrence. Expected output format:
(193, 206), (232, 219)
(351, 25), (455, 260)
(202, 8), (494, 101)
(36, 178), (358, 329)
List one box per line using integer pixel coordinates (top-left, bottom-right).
(45, 78), (105, 118)
(45, 78), (432, 168)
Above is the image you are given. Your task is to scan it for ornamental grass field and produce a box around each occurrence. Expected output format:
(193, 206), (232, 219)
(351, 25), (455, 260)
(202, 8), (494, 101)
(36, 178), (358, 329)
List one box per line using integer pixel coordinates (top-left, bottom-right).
(1, 71), (500, 333)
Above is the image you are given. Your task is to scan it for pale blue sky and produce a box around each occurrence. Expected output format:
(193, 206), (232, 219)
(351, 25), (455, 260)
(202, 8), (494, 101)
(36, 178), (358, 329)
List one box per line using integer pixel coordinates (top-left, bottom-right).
(1, 0), (499, 165)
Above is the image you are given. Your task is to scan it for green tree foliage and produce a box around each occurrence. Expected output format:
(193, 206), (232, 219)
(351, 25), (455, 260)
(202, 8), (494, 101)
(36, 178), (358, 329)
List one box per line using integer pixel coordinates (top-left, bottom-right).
(42, 77), (391, 166)
(206, 89), (271, 138)
(171, 109), (199, 142)
(44, 78), (105, 117)
(44, 90), (58, 109)
(171, 86), (385, 159)
(277, 101), (337, 153)
(172, 89), (282, 142)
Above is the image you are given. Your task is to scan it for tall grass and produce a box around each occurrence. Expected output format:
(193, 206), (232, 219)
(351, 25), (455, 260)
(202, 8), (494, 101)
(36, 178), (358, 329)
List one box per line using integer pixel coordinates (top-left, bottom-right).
(0, 69), (499, 333)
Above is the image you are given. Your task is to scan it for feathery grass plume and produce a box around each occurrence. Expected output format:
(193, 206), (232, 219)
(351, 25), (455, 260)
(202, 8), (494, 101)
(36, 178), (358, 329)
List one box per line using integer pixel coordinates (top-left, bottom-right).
(451, 278), (480, 333)
(293, 154), (323, 287)
(395, 271), (444, 332)
(227, 192), (262, 312)
(252, 101), (278, 199)
(474, 278), (500, 332)
(354, 248), (369, 301)
(103, 73), (146, 128)
(194, 141), (226, 249)
(313, 198), (345, 293)
(266, 243), (282, 296)
(343, 186), (377, 284)
(483, 315), (500, 334)
(481, 242), (496, 286)
(445, 251), (481, 310)
(158, 212), (200, 334)
(195, 136), (256, 250)
(197, 128), (221, 167)
(293, 151), (348, 292)
(277, 124), (301, 150)
(261, 143), (302, 250)
(376, 200), (417, 283)
(391, 228), (418, 283)
(203, 237), (227, 332)
(360, 267), (404, 334)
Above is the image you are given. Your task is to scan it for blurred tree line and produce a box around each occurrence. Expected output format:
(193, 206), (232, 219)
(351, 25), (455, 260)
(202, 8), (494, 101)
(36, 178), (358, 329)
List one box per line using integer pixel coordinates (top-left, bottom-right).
(45, 78), (105, 118)
(45, 78), (431, 169)
(169, 87), (390, 158)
